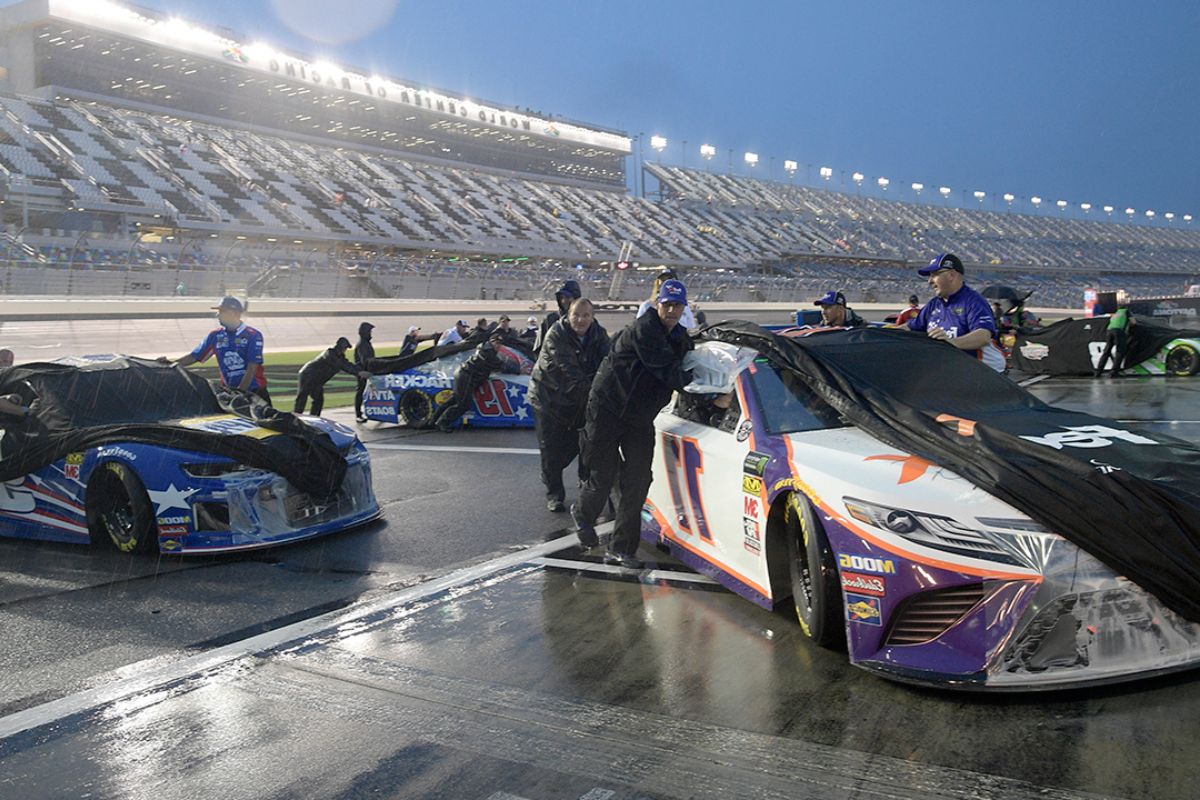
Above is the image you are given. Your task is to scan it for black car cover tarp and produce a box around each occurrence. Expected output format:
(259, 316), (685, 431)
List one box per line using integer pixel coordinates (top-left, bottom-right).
(1011, 317), (1199, 375)
(365, 330), (533, 375)
(705, 321), (1200, 623)
(0, 357), (347, 498)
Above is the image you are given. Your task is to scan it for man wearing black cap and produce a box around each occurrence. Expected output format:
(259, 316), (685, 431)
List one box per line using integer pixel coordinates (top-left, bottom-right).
(572, 279), (693, 569)
(813, 290), (866, 328)
(167, 296), (270, 403)
(294, 337), (372, 416)
(906, 253), (1005, 372)
(353, 321), (376, 423)
(535, 279), (582, 353)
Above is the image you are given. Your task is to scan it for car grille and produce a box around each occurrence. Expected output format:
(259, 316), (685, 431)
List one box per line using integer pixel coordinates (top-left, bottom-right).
(884, 584), (986, 645)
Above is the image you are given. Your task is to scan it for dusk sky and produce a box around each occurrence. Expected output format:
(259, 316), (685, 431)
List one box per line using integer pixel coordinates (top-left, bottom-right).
(127, 0), (1199, 219)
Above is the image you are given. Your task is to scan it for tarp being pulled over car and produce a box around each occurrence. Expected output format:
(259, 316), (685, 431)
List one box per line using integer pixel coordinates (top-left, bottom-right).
(0, 356), (346, 497)
(1011, 317), (1200, 375)
(365, 329), (533, 375)
(704, 321), (1200, 623)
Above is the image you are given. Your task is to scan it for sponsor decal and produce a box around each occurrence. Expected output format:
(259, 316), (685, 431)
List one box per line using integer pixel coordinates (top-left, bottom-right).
(66, 453), (84, 465)
(838, 553), (897, 575)
(735, 419), (753, 442)
(841, 572), (886, 597)
(1019, 343), (1050, 360)
(742, 475), (763, 496)
(97, 446), (137, 462)
(864, 453), (936, 484)
(742, 516), (761, 553)
(156, 515), (190, 525)
(64, 452), (84, 481)
(157, 524), (187, 537)
(1020, 425), (1158, 451)
(742, 452), (769, 477)
(160, 539), (182, 551)
(435, 389), (454, 405)
(771, 477), (800, 494)
(845, 593), (883, 626)
(383, 373), (454, 390)
(743, 495), (760, 518)
(1090, 459), (1121, 474)
(177, 416), (277, 440)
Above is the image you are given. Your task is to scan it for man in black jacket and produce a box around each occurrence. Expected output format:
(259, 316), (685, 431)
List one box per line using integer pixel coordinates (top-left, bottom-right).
(572, 280), (693, 568)
(530, 298), (610, 512)
(432, 334), (507, 432)
(534, 279), (582, 353)
(353, 321), (375, 423)
(294, 337), (372, 416)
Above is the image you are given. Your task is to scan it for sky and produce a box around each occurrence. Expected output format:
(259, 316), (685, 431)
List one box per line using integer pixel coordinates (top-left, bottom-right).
(123, 0), (1200, 219)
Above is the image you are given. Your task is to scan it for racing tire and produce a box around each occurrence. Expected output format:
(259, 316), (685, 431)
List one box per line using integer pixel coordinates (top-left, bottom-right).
(1165, 345), (1199, 377)
(86, 461), (157, 554)
(785, 492), (845, 648)
(399, 389), (434, 428)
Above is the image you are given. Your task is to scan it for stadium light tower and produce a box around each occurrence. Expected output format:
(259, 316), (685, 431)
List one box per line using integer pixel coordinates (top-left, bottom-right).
(744, 152), (759, 168)
(1166, 212), (1176, 222)
(1003, 192), (1015, 211)
(1145, 210), (1156, 221)
(911, 182), (924, 201)
(819, 166), (833, 188)
(1125, 207), (1136, 219)
(877, 177), (890, 193)
(973, 190), (986, 205)
(1055, 200), (1068, 213)
(650, 135), (668, 162)
(699, 143), (716, 171)
(852, 172), (864, 195)
(1031, 196), (1042, 213)
(1186, 215), (1194, 223)
(784, 160), (798, 179)
(938, 186), (951, 205)
(1081, 203), (1092, 214)
(1103, 205), (1114, 216)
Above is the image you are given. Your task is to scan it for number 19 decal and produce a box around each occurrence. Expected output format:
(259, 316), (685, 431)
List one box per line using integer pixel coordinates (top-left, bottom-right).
(661, 433), (712, 542)
(473, 379), (513, 417)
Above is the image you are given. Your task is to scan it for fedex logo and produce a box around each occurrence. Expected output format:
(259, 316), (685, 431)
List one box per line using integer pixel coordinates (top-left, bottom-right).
(1020, 425), (1157, 451)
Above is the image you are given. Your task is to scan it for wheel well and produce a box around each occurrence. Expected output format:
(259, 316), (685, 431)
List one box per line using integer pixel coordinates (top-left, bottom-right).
(763, 491), (795, 605)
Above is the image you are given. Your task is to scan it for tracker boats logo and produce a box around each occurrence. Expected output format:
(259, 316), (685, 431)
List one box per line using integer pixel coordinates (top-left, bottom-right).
(383, 373), (453, 390)
(1019, 425), (1158, 451)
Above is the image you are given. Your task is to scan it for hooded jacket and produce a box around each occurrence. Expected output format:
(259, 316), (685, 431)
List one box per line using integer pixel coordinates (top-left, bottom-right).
(529, 319), (610, 426)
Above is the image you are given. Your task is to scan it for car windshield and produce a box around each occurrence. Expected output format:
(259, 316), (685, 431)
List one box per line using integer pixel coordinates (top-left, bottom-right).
(747, 358), (847, 435)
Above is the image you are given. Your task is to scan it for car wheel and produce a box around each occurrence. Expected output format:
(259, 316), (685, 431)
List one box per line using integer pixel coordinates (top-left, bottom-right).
(785, 492), (845, 648)
(399, 389), (433, 428)
(86, 462), (157, 554)
(1165, 345), (1199, 377)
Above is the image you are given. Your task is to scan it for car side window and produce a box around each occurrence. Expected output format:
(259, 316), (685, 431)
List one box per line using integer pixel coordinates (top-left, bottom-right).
(748, 360), (845, 435)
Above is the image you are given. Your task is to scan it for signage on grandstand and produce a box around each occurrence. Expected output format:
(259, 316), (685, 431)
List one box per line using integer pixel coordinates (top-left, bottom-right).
(43, 0), (631, 154)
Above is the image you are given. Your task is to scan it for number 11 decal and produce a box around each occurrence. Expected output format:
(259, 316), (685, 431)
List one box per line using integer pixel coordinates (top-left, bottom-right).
(660, 432), (712, 541)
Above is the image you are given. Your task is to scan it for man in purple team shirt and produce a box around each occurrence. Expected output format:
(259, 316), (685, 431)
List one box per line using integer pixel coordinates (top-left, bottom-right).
(906, 253), (1006, 372)
(166, 296), (271, 403)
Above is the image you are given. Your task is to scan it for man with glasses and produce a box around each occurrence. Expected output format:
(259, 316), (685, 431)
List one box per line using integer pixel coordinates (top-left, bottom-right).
(906, 253), (1006, 372)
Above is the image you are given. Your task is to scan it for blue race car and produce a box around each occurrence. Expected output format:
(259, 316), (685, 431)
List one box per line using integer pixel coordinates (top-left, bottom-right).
(363, 339), (535, 428)
(0, 355), (379, 554)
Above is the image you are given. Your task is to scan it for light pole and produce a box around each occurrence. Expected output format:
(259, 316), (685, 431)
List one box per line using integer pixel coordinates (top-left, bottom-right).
(1103, 205), (1114, 218)
(1186, 215), (1194, 224)
(700, 143), (716, 171)
(818, 166), (832, 190)
(650, 135), (667, 163)
(681, 139), (687, 168)
(1081, 203), (1092, 216)
(877, 177), (889, 196)
(938, 186), (951, 206)
(911, 182), (924, 202)
(1031, 196), (1043, 214)
(744, 152), (759, 173)
(973, 190), (986, 208)
(784, 160), (798, 181)
(1165, 212), (1176, 224)
(1003, 193), (1015, 213)
(1125, 207), (1136, 221)
(1056, 200), (1068, 215)
(852, 172), (864, 195)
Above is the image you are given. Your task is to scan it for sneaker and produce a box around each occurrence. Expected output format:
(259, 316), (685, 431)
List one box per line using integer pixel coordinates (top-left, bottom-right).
(547, 499), (566, 513)
(355, 416), (368, 424)
(603, 549), (644, 570)
(570, 502), (598, 548)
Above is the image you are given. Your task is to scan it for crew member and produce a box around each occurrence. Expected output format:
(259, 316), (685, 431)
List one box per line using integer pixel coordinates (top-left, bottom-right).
(0, 349), (13, 368)
(353, 321), (375, 423)
(529, 298), (610, 512)
(432, 334), (514, 432)
(814, 290), (866, 328)
(573, 279), (693, 568)
(906, 253), (1005, 372)
(636, 269), (697, 330)
(895, 295), (921, 325)
(295, 337), (371, 416)
(168, 296), (270, 402)
(438, 319), (470, 346)
(1095, 304), (1135, 378)
(521, 316), (539, 341)
(534, 280), (582, 352)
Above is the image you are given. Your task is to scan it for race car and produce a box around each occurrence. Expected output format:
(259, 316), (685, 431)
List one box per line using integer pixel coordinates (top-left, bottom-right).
(0, 355), (379, 554)
(641, 323), (1200, 690)
(1011, 316), (1200, 376)
(363, 338), (535, 428)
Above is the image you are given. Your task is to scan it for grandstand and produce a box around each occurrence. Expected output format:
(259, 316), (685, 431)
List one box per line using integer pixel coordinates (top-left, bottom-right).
(0, 0), (1198, 309)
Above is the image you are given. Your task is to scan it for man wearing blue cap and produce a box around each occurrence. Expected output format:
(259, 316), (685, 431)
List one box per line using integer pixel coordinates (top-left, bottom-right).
(813, 290), (865, 328)
(637, 269), (697, 330)
(906, 253), (1005, 372)
(166, 296), (271, 402)
(572, 278), (693, 569)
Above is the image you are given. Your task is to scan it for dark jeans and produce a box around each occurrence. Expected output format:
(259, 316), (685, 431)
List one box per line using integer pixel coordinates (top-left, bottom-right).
(1096, 329), (1128, 376)
(353, 377), (367, 417)
(293, 380), (326, 416)
(577, 407), (655, 556)
(535, 411), (587, 503)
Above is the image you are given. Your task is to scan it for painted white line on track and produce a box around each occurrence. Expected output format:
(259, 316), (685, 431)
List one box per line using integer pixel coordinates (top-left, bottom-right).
(366, 443), (540, 455)
(532, 556), (721, 585)
(1017, 374), (1050, 387)
(0, 526), (610, 741)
